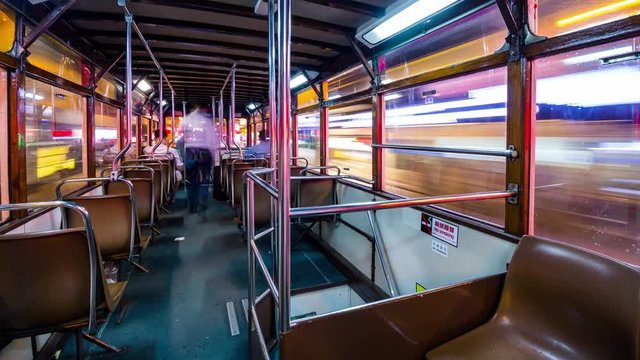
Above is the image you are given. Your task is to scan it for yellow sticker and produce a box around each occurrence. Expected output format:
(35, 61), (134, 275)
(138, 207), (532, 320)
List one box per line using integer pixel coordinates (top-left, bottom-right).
(416, 282), (427, 293)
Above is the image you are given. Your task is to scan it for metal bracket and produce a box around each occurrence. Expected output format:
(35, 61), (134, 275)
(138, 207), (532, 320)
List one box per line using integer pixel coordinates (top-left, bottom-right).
(349, 37), (375, 83)
(507, 145), (519, 160)
(523, 23), (546, 45)
(507, 183), (519, 205)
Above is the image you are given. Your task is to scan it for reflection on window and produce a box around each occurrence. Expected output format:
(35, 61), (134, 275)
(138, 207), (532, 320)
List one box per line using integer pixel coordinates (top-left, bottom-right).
(327, 65), (371, 100)
(141, 117), (149, 147)
(27, 33), (86, 85)
(535, 0), (640, 37)
(25, 78), (85, 201)
(0, 4), (15, 53)
(297, 87), (320, 109)
(0, 68), (8, 221)
(380, 5), (507, 83)
(96, 76), (122, 101)
(95, 102), (119, 176)
(383, 67), (508, 225)
(328, 104), (372, 180)
(297, 111), (321, 166)
(533, 38), (640, 266)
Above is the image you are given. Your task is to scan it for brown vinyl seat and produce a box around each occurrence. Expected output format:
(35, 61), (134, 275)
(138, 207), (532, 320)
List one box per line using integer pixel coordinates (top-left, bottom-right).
(426, 235), (640, 360)
(106, 176), (154, 226)
(0, 228), (127, 357)
(64, 194), (134, 261)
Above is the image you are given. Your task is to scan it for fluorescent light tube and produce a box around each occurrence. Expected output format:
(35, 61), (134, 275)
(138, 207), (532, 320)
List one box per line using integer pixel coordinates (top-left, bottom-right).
(137, 79), (152, 92)
(363, 0), (457, 45)
(290, 74), (307, 88)
(563, 46), (633, 65)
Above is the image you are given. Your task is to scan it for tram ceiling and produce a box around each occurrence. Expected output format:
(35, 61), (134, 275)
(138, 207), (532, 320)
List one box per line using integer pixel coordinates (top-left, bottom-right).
(20, 0), (400, 110)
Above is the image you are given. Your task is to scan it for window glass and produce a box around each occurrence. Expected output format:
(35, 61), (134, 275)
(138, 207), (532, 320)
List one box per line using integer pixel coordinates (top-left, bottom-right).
(0, 68), (8, 221)
(535, 0), (640, 37)
(533, 38), (640, 266)
(380, 5), (507, 83)
(0, 4), (15, 53)
(27, 33), (86, 85)
(96, 76), (122, 101)
(141, 117), (149, 148)
(133, 89), (146, 113)
(297, 111), (321, 166)
(328, 103), (372, 180)
(95, 102), (120, 176)
(327, 65), (371, 100)
(25, 78), (85, 201)
(297, 87), (320, 109)
(383, 67), (508, 225)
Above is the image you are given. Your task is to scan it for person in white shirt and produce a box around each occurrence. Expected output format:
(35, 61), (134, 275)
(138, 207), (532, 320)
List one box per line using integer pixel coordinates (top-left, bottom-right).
(144, 130), (184, 182)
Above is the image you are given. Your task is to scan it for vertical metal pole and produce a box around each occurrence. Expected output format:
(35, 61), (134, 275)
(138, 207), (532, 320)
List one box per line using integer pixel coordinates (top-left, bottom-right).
(268, 0), (278, 299)
(231, 68), (238, 152)
(277, 0), (292, 334)
(247, 178), (256, 350)
(171, 91), (175, 142)
(268, 0), (277, 176)
(158, 69), (164, 142)
(112, 13), (132, 178)
(229, 104), (234, 150)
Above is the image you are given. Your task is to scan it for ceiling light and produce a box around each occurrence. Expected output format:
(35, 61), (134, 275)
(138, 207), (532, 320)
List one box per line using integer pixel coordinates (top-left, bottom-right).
(161, 100), (167, 106)
(362, 0), (457, 45)
(247, 103), (258, 110)
(290, 74), (307, 89)
(137, 79), (152, 92)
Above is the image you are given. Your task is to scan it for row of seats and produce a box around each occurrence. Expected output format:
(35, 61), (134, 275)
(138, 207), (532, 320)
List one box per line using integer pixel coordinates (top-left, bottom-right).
(0, 152), (178, 358)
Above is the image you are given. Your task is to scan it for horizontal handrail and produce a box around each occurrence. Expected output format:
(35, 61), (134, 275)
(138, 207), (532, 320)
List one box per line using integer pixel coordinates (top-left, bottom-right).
(300, 166), (341, 176)
(291, 190), (516, 218)
(246, 169), (279, 199)
(372, 143), (518, 159)
(250, 240), (280, 304)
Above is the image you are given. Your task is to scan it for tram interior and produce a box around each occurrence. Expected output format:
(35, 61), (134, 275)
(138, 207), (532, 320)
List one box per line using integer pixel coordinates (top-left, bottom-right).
(0, 0), (640, 359)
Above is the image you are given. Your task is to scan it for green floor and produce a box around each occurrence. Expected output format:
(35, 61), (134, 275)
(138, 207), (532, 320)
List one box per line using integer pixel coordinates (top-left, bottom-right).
(61, 191), (345, 359)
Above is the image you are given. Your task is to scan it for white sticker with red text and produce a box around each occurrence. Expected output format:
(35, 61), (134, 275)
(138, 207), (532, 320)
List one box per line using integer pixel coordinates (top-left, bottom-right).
(421, 214), (459, 248)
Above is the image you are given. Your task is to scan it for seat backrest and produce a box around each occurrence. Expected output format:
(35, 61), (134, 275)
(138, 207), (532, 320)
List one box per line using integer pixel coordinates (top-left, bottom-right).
(296, 177), (337, 208)
(496, 235), (640, 359)
(0, 228), (111, 333)
(106, 178), (153, 225)
(65, 195), (133, 259)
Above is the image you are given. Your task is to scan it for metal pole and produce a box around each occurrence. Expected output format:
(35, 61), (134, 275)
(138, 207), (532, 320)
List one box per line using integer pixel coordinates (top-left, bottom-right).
(268, 0), (277, 177)
(367, 210), (399, 297)
(171, 91), (175, 144)
(277, 0), (292, 334)
(152, 69), (164, 152)
(111, 12), (133, 178)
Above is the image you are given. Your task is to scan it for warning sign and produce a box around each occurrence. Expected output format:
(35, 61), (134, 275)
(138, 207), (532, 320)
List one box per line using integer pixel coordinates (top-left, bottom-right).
(421, 214), (459, 247)
(416, 282), (427, 293)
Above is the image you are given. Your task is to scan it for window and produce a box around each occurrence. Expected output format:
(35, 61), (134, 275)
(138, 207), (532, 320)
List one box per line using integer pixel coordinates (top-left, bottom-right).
(96, 75), (122, 101)
(95, 102), (120, 176)
(380, 5), (508, 83)
(27, 33), (86, 85)
(141, 117), (149, 148)
(25, 78), (86, 201)
(328, 103), (372, 180)
(383, 67), (508, 225)
(0, 4), (15, 53)
(535, 0), (640, 37)
(533, 38), (640, 266)
(297, 87), (320, 108)
(327, 65), (371, 100)
(0, 68), (8, 221)
(297, 111), (321, 166)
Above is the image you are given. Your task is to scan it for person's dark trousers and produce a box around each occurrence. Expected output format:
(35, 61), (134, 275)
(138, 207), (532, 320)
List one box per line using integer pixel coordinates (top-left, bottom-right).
(213, 165), (225, 200)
